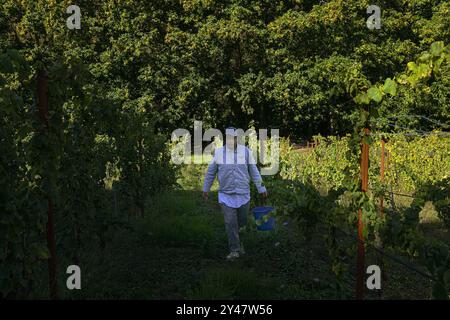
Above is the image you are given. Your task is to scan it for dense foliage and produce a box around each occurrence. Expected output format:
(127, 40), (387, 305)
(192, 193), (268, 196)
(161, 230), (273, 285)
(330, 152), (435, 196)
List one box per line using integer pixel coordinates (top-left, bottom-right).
(1, 0), (448, 139)
(277, 134), (449, 195)
(1, 0), (449, 299)
(263, 134), (449, 298)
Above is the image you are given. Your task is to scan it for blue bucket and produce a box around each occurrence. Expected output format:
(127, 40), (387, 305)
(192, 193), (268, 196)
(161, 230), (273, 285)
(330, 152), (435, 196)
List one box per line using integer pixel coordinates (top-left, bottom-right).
(252, 206), (275, 231)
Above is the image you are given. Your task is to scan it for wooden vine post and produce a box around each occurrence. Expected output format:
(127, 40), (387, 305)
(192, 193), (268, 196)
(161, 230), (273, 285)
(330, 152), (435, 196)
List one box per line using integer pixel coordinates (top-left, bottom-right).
(356, 127), (370, 300)
(37, 69), (58, 299)
(376, 137), (387, 298)
(379, 138), (385, 219)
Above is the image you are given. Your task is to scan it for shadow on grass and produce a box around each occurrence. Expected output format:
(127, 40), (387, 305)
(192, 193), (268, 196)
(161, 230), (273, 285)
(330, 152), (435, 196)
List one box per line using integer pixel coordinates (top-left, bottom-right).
(53, 188), (342, 299)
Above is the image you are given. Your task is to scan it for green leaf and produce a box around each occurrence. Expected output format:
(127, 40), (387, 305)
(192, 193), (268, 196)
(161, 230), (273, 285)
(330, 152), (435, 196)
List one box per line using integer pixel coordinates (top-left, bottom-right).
(430, 41), (444, 57)
(367, 87), (383, 103)
(433, 57), (444, 74)
(418, 53), (431, 62)
(416, 63), (431, 78)
(354, 92), (370, 104)
(383, 78), (397, 96)
(362, 135), (373, 145)
(407, 62), (417, 71)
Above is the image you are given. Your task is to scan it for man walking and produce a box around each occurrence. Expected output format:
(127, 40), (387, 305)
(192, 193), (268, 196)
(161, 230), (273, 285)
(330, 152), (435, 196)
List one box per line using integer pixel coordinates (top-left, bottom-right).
(203, 127), (268, 260)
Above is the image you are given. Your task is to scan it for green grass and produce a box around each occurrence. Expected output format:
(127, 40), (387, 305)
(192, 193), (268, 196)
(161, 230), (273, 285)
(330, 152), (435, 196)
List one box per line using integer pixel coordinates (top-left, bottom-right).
(187, 266), (279, 300)
(28, 161), (442, 299)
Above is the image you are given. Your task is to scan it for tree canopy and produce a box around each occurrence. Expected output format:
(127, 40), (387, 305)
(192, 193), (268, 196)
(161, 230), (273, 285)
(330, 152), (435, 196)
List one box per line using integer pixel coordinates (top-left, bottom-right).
(1, 0), (448, 139)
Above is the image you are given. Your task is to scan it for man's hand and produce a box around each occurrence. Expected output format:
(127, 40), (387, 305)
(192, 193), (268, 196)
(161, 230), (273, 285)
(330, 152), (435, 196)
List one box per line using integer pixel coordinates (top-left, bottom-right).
(260, 191), (268, 203)
(202, 192), (209, 202)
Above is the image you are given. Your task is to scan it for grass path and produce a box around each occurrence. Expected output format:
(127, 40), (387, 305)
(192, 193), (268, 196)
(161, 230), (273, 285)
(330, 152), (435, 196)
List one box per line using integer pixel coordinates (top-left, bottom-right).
(43, 162), (435, 299)
(59, 188), (346, 299)
(58, 189), (430, 299)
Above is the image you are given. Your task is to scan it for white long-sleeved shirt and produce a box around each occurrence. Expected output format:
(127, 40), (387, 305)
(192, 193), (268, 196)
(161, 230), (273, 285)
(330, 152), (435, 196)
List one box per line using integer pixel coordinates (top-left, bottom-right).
(218, 192), (250, 208)
(203, 145), (266, 208)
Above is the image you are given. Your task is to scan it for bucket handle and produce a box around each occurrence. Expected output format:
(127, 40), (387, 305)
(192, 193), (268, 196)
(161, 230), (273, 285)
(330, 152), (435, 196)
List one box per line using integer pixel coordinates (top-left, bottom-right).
(260, 192), (267, 206)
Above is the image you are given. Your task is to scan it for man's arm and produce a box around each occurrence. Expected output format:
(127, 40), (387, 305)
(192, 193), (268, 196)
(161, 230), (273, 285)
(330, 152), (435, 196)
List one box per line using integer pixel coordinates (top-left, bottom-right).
(247, 149), (267, 195)
(202, 152), (218, 200)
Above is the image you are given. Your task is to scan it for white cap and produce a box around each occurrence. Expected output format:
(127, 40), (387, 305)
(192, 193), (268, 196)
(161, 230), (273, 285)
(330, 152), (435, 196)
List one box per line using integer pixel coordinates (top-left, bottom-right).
(225, 127), (238, 137)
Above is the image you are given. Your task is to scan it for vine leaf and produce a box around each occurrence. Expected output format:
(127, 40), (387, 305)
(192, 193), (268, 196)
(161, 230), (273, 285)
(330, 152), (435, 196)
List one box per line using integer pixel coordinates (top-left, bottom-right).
(383, 78), (397, 96)
(367, 87), (382, 102)
(430, 41), (444, 57)
(354, 92), (370, 104)
(407, 62), (417, 72)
